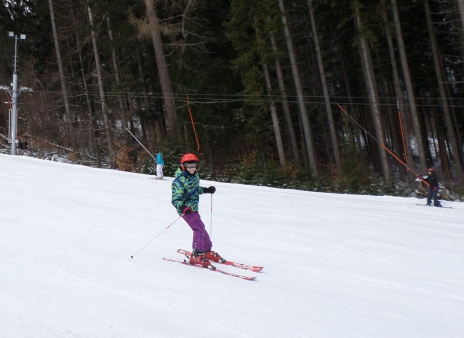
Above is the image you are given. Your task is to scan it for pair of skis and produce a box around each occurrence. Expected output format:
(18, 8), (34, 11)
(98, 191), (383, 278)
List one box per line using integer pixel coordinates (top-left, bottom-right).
(163, 249), (262, 281)
(415, 203), (452, 209)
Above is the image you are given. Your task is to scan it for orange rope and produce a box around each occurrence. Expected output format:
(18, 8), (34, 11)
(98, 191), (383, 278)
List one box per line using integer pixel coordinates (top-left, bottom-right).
(186, 94), (201, 153)
(336, 103), (429, 186)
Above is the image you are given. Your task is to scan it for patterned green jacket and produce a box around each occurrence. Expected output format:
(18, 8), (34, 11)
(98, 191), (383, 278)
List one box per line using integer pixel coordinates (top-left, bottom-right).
(171, 168), (205, 215)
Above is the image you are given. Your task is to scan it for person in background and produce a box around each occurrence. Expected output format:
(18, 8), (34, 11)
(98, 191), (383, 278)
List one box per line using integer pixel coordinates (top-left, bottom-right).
(423, 168), (442, 207)
(155, 149), (164, 180)
(171, 153), (223, 268)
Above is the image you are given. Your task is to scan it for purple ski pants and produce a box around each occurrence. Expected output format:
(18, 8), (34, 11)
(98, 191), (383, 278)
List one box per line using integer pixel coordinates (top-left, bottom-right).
(182, 211), (212, 252)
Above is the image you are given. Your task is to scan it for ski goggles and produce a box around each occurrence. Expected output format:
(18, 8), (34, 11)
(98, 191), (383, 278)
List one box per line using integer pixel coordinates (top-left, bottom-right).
(184, 162), (198, 169)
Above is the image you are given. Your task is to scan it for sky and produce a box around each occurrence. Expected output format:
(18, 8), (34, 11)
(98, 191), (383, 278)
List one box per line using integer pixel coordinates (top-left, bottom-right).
(1, 154), (463, 338)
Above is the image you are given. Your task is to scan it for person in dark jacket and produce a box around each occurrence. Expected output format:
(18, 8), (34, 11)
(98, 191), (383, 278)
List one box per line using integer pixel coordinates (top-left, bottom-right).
(423, 168), (442, 207)
(171, 153), (224, 268)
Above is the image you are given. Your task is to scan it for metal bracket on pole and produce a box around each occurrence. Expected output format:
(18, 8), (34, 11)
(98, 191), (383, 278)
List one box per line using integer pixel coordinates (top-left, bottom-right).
(8, 108), (12, 143)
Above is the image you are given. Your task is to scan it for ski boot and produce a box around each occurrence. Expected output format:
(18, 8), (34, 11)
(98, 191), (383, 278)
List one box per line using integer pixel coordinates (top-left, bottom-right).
(204, 251), (226, 263)
(189, 251), (214, 269)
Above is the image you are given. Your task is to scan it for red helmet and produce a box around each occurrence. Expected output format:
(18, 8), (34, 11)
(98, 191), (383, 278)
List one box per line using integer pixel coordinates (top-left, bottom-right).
(428, 168), (434, 173)
(180, 153), (199, 170)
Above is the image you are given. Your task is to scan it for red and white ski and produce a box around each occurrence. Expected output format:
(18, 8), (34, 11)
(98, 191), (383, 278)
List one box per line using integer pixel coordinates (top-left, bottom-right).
(163, 258), (256, 281)
(178, 249), (263, 272)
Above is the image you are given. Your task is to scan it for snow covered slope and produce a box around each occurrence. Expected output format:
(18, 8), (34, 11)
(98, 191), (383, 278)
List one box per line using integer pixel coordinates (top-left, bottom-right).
(0, 154), (463, 337)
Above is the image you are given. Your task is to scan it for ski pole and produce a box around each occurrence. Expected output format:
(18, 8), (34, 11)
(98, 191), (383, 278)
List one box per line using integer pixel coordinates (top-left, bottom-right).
(209, 194), (213, 240)
(129, 215), (183, 260)
(125, 127), (156, 162)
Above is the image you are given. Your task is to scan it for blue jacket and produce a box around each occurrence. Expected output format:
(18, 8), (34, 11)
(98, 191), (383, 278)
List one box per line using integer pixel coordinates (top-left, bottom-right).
(156, 153), (164, 165)
(171, 168), (205, 215)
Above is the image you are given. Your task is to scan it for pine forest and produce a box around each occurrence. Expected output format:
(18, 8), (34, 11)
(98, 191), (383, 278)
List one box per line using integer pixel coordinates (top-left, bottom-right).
(1, 0), (463, 198)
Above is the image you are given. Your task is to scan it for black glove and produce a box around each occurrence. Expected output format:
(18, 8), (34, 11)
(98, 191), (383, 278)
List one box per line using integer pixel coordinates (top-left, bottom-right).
(203, 186), (216, 194)
(182, 206), (193, 215)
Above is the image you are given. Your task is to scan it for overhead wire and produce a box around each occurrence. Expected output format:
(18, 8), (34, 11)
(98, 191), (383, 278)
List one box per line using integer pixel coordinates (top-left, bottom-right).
(7, 89), (464, 108)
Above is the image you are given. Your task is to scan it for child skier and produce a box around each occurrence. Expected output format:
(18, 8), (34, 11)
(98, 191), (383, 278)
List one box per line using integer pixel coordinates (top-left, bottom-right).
(171, 153), (224, 268)
(423, 168), (442, 207)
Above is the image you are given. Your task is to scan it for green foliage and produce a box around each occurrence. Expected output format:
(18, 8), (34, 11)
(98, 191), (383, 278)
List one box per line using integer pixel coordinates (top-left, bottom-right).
(225, 0), (289, 142)
(137, 136), (416, 197)
(339, 140), (372, 194)
(452, 187), (464, 202)
(139, 156), (156, 175)
(139, 145), (181, 177)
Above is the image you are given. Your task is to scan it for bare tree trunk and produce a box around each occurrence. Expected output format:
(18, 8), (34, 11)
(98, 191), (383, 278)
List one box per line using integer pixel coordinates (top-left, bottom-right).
(69, 2), (101, 167)
(381, 73), (405, 181)
(80, 65), (101, 168)
(106, 15), (128, 134)
(390, 0), (428, 172)
(354, 4), (392, 182)
(380, 0), (414, 184)
(267, 19), (299, 163)
(436, 117), (451, 179)
(424, 0), (464, 184)
(262, 63), (286, 167)
(48, 0), (77, 152)
(156, 99), (166, 139)
(307, 0), (341, 171)
(429, 112), (440, 163)
(278, 0), (318, 176)
(458, 0), (464, 34)
(88, 6), (114, 162)
(144, 0), (177, 136)
(136, 48), (156, 149)
(253, 17), (286, 167)
(339, 41), (364, 153)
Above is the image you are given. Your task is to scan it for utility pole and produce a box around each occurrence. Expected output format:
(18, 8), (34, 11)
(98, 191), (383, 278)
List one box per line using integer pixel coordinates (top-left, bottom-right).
(7, 31), (26, 155)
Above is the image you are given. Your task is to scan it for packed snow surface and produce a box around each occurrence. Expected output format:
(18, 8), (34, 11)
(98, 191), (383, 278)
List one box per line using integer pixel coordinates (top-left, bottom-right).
(1, 154), (463, 337)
